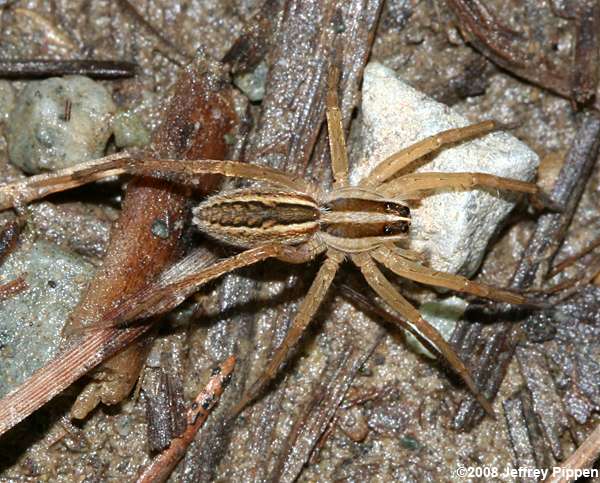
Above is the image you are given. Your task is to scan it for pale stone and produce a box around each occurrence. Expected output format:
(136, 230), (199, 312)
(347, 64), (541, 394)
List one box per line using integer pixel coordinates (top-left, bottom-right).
(0, 241), (94, 397)
(351, 62), (539, 276)
(8, 76), (116, 173)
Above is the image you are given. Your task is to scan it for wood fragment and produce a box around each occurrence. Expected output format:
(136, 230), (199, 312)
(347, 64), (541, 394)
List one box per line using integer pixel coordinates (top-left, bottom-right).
(145, 366), (186, 453)
(544, 423), (600, 483)
(0, 59), (137, 79)
(135, 356), (235, 483)
(0, 221), (20, 265)
(0, 276), (27, 302)
(448, 0), (600, 110)
(222, 0), (282, 74)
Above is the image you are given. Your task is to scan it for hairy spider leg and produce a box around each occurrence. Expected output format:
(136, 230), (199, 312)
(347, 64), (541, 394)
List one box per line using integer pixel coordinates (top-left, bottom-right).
(326, 67), (350, 189)
(371, 244), (526, 305)
(0, 157), (313, 211)
(351, 252), (495, 417)
(360, 121), (497, 188)
(233, 250), (344, 415)
(380, 171), (554, 209)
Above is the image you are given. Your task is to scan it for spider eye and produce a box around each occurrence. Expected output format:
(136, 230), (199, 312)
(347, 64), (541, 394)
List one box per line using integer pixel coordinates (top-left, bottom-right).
(384, 224), (392, 235)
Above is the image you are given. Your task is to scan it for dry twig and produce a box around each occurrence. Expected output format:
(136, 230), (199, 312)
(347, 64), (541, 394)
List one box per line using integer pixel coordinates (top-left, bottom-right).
(136, 356), (235, 483)
(0, 59), (137, 79)
(544, 423), (600, 483)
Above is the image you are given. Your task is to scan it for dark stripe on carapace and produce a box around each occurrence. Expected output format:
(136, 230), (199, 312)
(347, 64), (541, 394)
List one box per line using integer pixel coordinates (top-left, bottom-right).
(323, 197), (410, 238)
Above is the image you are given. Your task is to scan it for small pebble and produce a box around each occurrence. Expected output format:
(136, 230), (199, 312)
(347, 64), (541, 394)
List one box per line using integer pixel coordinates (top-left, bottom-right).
(112, 110), (151, 149)
(0, 240), (94, 397)
(233, 61), (268, 102)
(8, 75), (116, 173)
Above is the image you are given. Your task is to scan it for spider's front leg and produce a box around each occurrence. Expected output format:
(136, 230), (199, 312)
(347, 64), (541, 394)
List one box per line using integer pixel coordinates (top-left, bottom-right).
(326, 67), (350, 189)
(360, 121), (497, 187)
(0, 156), (313, 212)
(351, 252), (495, 417)
(234, 250), (344, 415)
(379, 171), (557, 211)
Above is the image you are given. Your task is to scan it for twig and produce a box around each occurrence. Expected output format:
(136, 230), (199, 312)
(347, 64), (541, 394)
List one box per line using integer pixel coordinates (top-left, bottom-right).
(547, 233), (600, 277)
(0, 221), (20, 265)
(0, 276), (27, 302)
(0, 59), (137, 79)
(135, 356), (235, 483)
(544, 423), (600, 483)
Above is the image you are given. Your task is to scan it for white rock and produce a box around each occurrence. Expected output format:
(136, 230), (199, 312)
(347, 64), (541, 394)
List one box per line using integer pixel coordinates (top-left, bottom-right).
(406, 296), (468, 358)
(8, 76), (116, 173)
(351, 62), (539, 276)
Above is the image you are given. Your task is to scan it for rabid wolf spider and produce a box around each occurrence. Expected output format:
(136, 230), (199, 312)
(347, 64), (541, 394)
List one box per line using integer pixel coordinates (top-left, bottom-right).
(0, 70), (551, 417)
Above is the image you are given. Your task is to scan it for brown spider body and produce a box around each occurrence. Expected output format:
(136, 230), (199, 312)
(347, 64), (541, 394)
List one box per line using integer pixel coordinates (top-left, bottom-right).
(193, 187), (411, 253)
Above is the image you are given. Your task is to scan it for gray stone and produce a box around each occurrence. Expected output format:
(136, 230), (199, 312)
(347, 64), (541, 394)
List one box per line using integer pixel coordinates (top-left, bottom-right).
(0, 240), (94, 397)
(112, 110), (151, 149)
(233, 61), (268, 102)
(0, 81), (16, 122)
(7, 76), (116, 173)
(351, 62), (539, 276)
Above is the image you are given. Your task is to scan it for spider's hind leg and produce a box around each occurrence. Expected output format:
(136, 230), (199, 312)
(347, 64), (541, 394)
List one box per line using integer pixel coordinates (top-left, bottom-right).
(352, 251), (495, 417)
(233, 249), (343, 415)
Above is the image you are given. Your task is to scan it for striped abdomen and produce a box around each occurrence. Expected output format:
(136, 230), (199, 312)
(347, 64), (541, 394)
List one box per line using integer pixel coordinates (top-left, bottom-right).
(193, 189), (320, 248)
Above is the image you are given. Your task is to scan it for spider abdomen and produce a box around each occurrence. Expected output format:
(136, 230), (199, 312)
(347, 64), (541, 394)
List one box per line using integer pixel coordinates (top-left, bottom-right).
(193, 189), (320, 248)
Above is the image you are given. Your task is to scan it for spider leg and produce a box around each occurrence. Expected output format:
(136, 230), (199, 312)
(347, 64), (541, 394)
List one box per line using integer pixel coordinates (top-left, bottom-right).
(379, 171), (556, 210)
(233, 250), (344, 415)
(326, 67), (350, 189)
(351, 252), (495, 417)
(0, 152), (132, 210)
(360, 121), (496, 187)
(83, 243), (301, 330)
(0, 157), (313, 211)
(372, 245), (526, 304)
(132, 159), (313, 193)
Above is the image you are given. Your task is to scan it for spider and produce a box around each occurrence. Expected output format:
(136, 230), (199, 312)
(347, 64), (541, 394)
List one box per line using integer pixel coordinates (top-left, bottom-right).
(0, 70), (550, 417)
